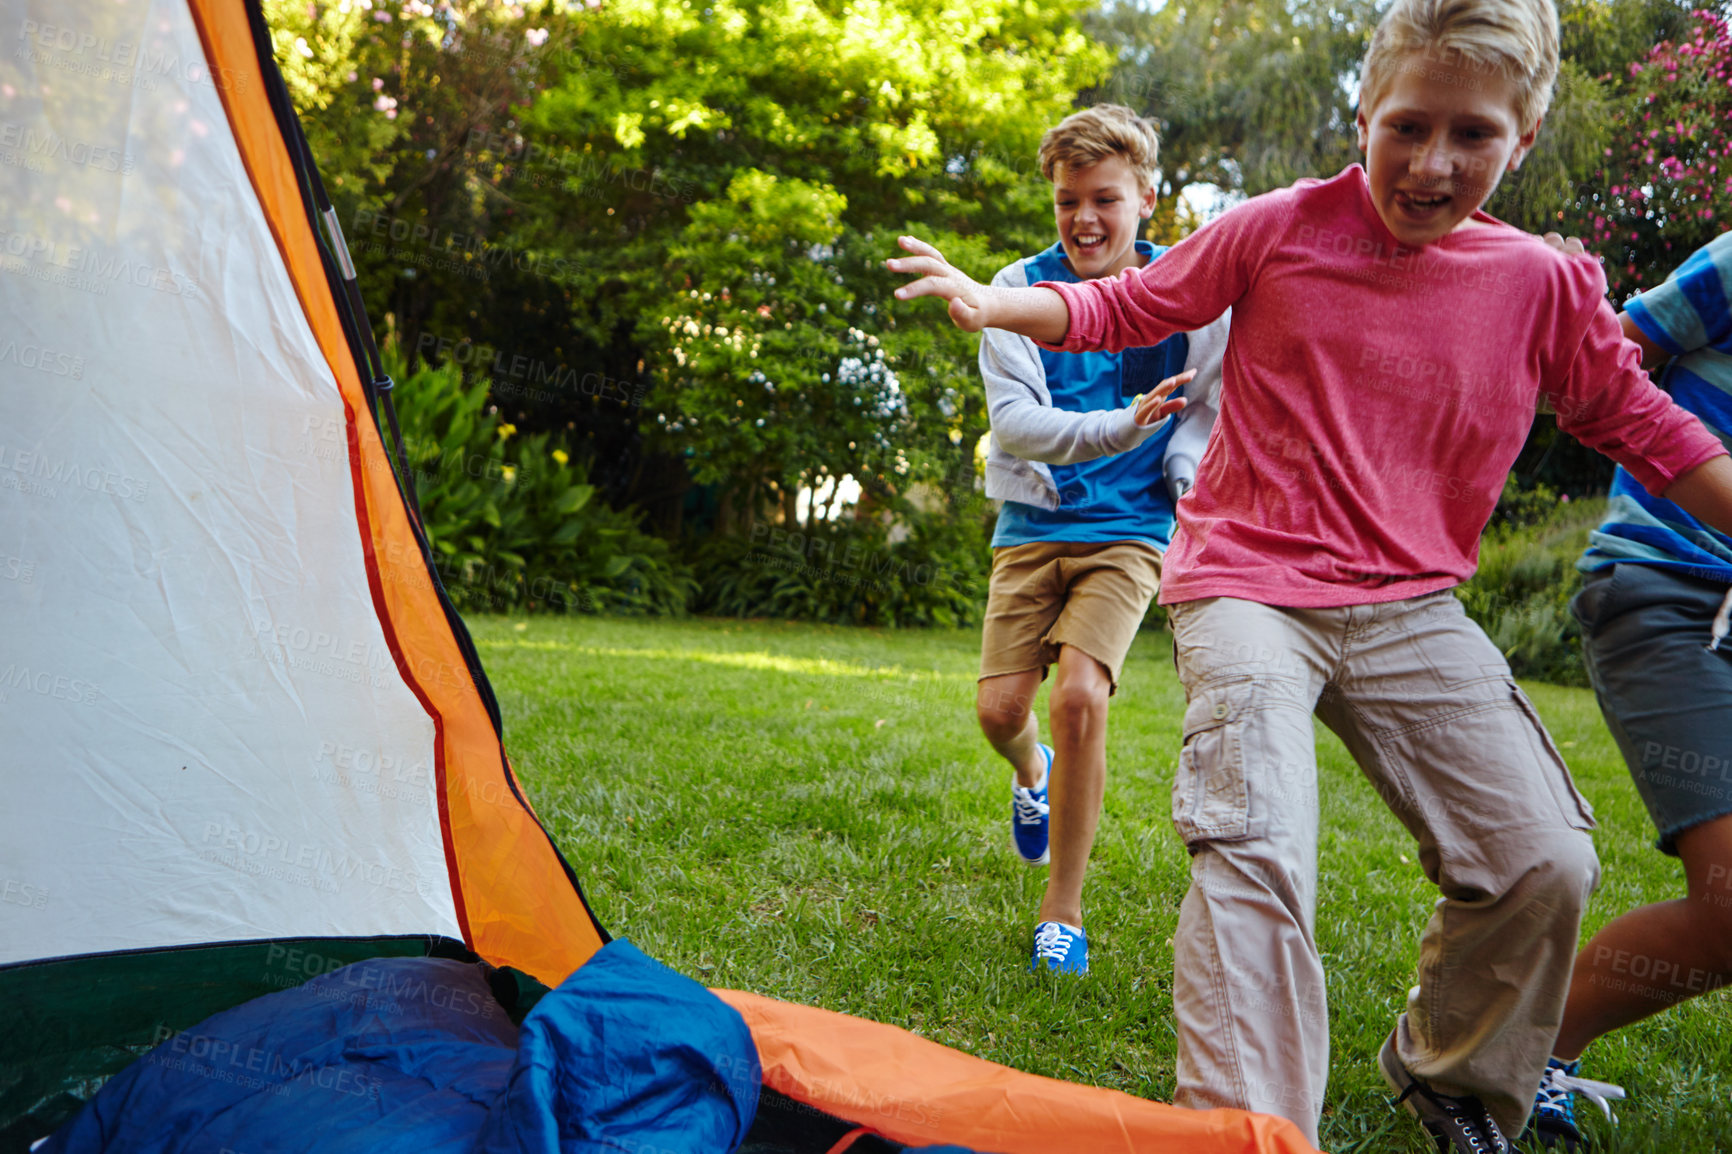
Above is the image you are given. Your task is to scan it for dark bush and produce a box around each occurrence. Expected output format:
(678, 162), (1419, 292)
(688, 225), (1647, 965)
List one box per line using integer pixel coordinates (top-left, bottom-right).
(387, 349), (694, 616)
(692, 510), (991, 628)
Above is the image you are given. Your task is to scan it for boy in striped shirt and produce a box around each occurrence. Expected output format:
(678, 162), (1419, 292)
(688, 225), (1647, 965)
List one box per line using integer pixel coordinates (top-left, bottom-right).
(1529, 231), (1732, 1149)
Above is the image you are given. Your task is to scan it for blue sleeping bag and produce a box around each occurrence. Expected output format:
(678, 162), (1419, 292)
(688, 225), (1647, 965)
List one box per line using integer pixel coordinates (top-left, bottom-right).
(42, 940), (759, 1154)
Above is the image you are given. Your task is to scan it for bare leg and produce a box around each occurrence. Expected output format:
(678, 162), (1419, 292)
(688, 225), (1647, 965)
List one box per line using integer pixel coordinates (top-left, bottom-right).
(1038, 645), (1111, 928)
(1554, 813), (1732, 1059)
(977, 670), (1046, 787)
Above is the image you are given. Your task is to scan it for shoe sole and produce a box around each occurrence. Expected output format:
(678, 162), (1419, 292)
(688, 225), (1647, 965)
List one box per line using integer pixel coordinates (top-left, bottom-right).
(1377, 1034), (1427, 1127)
(1378, 1034), (1511, 1153)
(1525, 1120), (1586, 1153)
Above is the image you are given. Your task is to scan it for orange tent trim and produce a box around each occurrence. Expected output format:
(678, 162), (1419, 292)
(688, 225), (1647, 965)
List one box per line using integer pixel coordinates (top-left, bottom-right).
(716, 990), (1321, 1154)
(183, 0), (605, 986)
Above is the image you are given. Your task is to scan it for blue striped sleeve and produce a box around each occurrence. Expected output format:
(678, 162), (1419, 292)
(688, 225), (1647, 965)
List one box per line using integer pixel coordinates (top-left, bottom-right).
(1627, 233), (1732, 357)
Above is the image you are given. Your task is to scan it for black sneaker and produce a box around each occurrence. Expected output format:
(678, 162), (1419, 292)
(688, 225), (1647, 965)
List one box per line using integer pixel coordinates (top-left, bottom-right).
(1522, 1057), (1625, 1151)
(1378, 1033), (1511, 1153)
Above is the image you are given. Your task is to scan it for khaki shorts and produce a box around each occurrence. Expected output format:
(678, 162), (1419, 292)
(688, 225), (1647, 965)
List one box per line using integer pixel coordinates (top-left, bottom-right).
(978, 539), (1163, 692)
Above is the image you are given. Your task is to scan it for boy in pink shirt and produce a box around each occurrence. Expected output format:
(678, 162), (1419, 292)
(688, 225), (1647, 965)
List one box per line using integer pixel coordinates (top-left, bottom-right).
(887, 0), (1732, 1149)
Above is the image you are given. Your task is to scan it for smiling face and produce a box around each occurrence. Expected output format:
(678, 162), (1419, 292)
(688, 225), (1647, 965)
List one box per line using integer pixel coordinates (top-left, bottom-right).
(1052, 154), (1157, 279)
(1356, 49), (1540, 247)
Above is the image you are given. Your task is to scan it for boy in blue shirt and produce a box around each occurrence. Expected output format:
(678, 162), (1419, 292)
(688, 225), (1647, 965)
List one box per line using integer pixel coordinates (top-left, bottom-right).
(974, 104), (1227, 975)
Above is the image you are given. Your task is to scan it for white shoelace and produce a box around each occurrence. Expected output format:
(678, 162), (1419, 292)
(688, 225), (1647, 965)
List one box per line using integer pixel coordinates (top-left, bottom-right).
(1032, 922), (1076, 963)
(1539, 1067), (1626, 1124)
(1012, 786), (1048, 826)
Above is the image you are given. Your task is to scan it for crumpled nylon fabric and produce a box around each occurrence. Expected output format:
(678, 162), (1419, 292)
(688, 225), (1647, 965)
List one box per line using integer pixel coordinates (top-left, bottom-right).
(40, 941), (758, 1154)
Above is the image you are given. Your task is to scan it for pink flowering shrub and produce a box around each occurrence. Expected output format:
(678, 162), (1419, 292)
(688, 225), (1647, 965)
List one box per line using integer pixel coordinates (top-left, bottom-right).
(1569, 9), (1732, 298)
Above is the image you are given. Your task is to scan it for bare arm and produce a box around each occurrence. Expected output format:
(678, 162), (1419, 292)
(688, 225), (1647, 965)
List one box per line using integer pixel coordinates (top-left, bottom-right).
(1619, 311), (1668, 370)
(888, 236), (1072, 343)
(1663, 454), (1732, 538)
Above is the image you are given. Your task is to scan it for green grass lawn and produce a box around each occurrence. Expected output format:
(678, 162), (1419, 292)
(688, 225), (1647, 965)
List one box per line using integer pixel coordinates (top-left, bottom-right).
(470, 614), (1732, 1153)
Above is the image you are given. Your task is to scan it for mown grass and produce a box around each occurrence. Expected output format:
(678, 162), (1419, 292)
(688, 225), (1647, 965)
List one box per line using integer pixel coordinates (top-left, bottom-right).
(471, 614), (1732, 1153)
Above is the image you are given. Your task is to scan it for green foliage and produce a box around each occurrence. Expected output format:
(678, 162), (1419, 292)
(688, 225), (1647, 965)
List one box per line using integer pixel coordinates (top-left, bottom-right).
(496, 0), (1104, 528)
(515, 0), (1108, 257)
(270, 0), (1109, 609)
(1559, 0), (1699, 78)
(1456, 487), (1607, 687)
(647, 169), (874, 495)
(693, 509), (992, 628)
(1481, 59), (1612, 235)
(262, 0), (574, 330)
(386, 348), (694, 615)
(647, 203), (993, 531)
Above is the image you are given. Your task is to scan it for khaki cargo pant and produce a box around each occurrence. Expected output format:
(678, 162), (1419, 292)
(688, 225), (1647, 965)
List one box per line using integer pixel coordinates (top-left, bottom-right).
(1165, 592), (1600, 1145)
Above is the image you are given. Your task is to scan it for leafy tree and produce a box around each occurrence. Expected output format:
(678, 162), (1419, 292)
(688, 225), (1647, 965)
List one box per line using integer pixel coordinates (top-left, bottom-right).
(263, 0), (573, 346)
(264, 0), (1114, 620)
(1491, 0), (1700, 241)
(484, 0), (1109, 532)
(1081, 0), (1379, 226)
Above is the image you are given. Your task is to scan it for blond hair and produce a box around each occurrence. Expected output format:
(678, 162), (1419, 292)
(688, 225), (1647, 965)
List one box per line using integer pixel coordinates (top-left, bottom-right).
(1359, 0), (1560, 132)
(1037, 104), (1160, 192)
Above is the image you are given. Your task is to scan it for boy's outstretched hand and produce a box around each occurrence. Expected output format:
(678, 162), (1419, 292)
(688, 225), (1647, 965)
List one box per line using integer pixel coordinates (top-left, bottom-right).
(887, 236), (993, 331)
(1136, 370), (1196, 428)
(887, 235), (1073, 344)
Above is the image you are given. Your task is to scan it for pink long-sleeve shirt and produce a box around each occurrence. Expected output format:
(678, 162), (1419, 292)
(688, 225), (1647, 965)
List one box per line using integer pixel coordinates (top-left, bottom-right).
(1035, 165), (1727, 607)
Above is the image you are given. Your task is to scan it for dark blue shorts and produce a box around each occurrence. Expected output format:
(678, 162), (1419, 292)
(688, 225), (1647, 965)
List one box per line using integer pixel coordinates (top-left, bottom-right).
(1573, 563), (1732, 855)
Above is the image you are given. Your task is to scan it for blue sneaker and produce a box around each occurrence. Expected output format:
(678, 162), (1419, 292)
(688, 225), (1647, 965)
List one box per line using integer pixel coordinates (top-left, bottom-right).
(1031, 920), (1088, 974)
(1010, 744), (1052, 865)
(1524, 1057), (1624, 1150)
